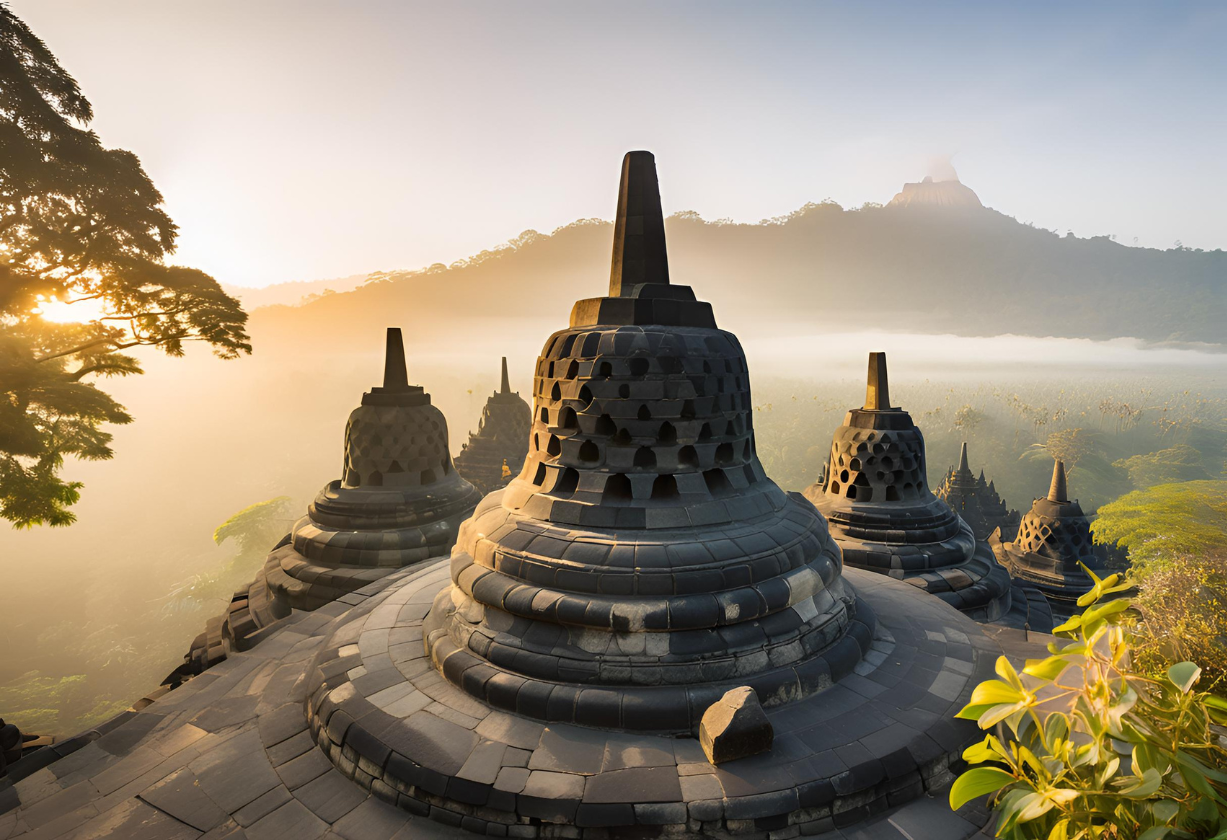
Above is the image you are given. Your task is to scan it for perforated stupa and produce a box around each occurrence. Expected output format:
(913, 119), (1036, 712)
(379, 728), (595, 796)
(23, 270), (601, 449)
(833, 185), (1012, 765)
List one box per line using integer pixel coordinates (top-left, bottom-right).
(803, 355), (1014, 623)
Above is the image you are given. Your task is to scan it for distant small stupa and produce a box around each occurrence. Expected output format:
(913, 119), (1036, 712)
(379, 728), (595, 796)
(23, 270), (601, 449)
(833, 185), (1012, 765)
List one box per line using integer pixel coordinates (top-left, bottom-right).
(935, 442), (1021, 541)
(454, 356), (532, 495)
(990, 459), (1100, 619)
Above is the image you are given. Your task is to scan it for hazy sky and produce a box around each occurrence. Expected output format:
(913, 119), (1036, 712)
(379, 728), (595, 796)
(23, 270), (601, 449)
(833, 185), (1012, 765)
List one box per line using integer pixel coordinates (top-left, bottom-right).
(13, 1), (1227, 287)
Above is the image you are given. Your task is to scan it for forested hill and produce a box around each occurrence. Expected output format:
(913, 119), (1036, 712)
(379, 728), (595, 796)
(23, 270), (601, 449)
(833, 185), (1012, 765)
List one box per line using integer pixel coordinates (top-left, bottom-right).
(249, 203), (1226, 352)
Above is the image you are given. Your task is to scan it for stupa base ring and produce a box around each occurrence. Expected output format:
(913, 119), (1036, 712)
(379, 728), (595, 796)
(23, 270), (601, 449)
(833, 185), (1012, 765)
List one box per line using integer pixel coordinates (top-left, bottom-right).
(302, 561), (997, 838)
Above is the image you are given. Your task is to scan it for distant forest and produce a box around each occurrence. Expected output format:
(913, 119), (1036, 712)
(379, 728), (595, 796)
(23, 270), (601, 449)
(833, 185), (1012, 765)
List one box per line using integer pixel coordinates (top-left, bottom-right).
(251, 202), (1226, 349)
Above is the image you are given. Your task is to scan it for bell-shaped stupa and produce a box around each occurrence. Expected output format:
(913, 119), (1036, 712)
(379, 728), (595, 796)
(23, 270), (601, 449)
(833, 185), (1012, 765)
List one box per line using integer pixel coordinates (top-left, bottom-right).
(454, 357), (532, 495)
(300, 153), (999, 837)
(182, 329), (482, 673)
(990, 459), (1097, 618)
(804, 356), (1014, 622)
(935, 442), (1021, 541)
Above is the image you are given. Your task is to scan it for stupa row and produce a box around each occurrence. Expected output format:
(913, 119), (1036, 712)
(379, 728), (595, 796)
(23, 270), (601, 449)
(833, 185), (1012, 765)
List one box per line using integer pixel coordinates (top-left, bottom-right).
(5, 151), (1100, 840)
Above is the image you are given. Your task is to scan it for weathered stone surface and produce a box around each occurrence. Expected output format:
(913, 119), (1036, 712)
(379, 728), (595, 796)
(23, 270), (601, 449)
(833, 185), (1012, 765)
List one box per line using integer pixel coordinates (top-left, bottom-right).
(699, 687), (773, 764)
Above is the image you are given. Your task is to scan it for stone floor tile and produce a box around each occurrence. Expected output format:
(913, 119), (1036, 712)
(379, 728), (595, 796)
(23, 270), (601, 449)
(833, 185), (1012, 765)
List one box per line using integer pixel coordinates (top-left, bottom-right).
(234, 786), (292, 827)
(527, 727), (605, 775)
(294, 771), (367, 823)
(14, 803), (98, 840)
(139, 768), (228, 832)
(90, 747), (168, 797)
(245, 801), (328, 840)
(267, 731), (314, 768)
(190, 731), (281, 813)
(276, 748), (332, 791)
(152, 725), (209, 759)
(330, 798), (410, 840)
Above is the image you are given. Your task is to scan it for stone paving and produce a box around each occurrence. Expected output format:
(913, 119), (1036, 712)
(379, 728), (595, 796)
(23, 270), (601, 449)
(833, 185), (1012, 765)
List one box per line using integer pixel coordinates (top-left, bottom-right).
(0, 563), (1005, 840)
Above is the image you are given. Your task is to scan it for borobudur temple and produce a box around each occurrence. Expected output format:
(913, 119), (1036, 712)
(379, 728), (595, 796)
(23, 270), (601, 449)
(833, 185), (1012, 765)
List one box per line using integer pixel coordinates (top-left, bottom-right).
(0, 153), (1053, 840)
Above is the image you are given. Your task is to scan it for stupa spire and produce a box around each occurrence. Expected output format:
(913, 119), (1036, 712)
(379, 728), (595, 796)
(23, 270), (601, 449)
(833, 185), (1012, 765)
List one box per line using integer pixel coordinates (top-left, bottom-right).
(499, 356), (510, 394)
(863, 351), (891, 410)
(608, 150), (669, 296)
(382, 327), (408, 390)
(1048, 459), (1069, 503)
(958, 441), (970, 473)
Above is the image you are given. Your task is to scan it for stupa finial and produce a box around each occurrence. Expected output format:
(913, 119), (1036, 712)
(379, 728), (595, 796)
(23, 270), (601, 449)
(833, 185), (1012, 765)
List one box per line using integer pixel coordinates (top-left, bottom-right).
(383, 327), (408, 390)
(1048, 459), (1069, 503)
(500, 356), (510, 394)
(863, 352), (891, 410)
(609, 150), (669, 296)
(958, 441), (970, 473)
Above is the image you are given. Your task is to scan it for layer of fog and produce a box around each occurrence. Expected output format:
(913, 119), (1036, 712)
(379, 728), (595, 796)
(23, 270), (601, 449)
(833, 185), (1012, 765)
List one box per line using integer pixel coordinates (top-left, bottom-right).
(1, 325), (1223, 733)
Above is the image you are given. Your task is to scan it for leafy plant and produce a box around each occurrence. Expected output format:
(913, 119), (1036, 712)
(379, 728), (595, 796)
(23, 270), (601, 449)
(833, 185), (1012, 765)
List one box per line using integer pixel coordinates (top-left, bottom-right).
(950, 564), (1227, 838)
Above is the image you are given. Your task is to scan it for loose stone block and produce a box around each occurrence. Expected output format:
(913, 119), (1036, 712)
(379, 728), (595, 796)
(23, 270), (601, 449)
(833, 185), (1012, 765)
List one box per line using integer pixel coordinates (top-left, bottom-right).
(699, 687), (774, 765)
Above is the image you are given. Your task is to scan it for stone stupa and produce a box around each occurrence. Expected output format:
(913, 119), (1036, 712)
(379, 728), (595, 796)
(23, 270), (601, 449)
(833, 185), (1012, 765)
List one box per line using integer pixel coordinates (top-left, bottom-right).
(804, 356), (1015, 624)
(298, 152), (1000, 837)
(935, 442), (1021, 542)
(454, 357), (532, 495)
(990, 459), (1097, 619)
(182, 328), (482, 674)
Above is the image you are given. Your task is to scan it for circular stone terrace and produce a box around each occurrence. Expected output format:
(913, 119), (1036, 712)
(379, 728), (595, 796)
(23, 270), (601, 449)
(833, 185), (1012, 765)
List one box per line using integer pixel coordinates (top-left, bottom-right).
(302, 556), (997, 838)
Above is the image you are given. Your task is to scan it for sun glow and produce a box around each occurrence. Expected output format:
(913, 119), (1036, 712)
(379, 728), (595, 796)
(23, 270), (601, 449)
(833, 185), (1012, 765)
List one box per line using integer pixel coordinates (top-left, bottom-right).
(33, 295), (107, 324)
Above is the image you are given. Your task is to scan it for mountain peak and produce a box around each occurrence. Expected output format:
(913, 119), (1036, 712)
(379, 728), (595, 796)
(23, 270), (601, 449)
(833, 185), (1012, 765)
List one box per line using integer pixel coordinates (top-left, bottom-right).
(888, 174), (983, 209)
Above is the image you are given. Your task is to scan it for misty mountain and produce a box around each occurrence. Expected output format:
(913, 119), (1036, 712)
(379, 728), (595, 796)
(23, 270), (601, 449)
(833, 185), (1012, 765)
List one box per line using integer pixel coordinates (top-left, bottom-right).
(222, 273), (372, 310)
(247, 201), (1226, 354)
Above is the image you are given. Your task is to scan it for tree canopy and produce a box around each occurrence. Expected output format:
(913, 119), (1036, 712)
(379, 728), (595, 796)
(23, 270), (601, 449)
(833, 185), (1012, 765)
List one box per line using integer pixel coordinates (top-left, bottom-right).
(0, 6), (250, 528)
(1093, 480), (1227, 566)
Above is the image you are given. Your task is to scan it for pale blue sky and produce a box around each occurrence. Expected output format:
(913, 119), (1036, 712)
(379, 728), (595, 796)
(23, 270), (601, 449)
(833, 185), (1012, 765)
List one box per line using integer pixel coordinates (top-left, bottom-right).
(13, 1), (1227, 286)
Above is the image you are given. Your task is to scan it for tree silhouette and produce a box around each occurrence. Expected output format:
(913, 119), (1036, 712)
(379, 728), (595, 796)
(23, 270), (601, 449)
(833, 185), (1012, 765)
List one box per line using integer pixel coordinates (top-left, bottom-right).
(0, 6), (250, 527)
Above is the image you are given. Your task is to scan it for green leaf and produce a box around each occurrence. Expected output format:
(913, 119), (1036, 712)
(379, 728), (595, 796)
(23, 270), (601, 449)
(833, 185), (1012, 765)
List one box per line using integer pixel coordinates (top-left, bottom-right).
(1118, 767), (1163, 798)
(995, 656), (1024, 690)
(1052, 614), (1083, 635)
(949, 767), (1017, 810)
(1167, 662), (1201, 694)
(1017, 791), (1055, 821)
(1139, 828), (1171, 840)
(1081, 598), (1133, 625)
(963, 735), (1005, 765)
(1023, 656), (1069, 682)
(1151, 799), (1179, 824)
(968, 679), (1025, 707)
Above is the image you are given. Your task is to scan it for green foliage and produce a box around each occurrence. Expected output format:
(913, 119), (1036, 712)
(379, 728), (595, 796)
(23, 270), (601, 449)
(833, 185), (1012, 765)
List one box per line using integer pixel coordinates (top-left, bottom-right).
(0, 671), (88, 734)
(1093, 481), (1227, 690)
(1126, 552), (1227, 694)
(0, 7), (250, 528)
(951, 566), (1227, 838)
(1093, 482), (1227, 566)
(162, 495), (295, 612)
(213, 496), (293, 556)
(1114, 446), (1214, 492)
